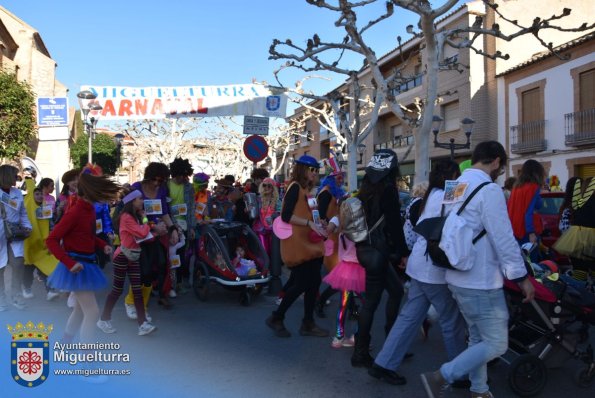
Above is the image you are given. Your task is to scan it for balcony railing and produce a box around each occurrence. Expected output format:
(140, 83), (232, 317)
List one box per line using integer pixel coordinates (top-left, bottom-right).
(389, 75), (423, 97)
(510, 120), (547, 154)
(565, 108), (595, 146)
(374, 135), (415, 151)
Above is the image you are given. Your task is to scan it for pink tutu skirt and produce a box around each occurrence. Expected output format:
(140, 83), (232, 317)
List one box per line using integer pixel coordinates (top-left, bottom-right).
(323, 260), (365, 293)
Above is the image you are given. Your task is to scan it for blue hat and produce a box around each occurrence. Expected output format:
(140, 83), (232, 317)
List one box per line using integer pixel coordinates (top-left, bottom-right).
(295, 155), (320, 169)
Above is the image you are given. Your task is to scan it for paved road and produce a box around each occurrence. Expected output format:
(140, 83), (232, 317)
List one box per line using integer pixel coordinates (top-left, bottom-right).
(1, 265), (593, 398)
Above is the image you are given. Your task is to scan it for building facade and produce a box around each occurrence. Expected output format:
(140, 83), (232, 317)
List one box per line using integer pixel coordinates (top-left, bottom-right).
(498, 33), (595, 184)
(0, 6), (70, 184)
(285, 0), (594, 188)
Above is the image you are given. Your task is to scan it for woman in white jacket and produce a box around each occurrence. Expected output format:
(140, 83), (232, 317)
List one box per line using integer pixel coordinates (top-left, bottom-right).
(368, 159), (468, 386)
(0, 164), (32, 311)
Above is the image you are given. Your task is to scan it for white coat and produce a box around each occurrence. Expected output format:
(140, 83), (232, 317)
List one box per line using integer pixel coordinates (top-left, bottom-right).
(1, 187), (32, 268)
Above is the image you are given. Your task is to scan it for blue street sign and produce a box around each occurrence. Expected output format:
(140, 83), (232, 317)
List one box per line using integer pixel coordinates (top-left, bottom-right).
(37, 97), (68, 127)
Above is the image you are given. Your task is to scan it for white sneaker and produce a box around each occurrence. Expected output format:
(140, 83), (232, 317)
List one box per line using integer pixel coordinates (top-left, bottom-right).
(96, 320), (116, 334)
(342, 334), (355, 347)
(22, 287), (34, 299)
(67, 292), (76, 308)
(138, 321), (156, 336)
(168, 289), (177, 298)
(46, 290), (60, 301)
(144, 311), (152, 323)
(331, 337), (344, 349)
(12, 298), (26, 310)
(125, 303), (137, 320)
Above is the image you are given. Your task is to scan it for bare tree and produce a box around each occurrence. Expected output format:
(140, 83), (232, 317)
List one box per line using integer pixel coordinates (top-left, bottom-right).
(120, 118), (204, 165)
(269, 37), (384, 189)
(275, 0), (594, 182)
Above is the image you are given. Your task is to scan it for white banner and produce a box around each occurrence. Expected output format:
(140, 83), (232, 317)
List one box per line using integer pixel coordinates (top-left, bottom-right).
(79, 84), (288, 120)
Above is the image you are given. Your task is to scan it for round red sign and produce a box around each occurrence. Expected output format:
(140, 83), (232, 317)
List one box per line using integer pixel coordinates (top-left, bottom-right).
(243, 135), (269, 163)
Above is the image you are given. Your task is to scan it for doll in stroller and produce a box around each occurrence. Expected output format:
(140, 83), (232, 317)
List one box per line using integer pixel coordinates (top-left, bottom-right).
(192, 220), (270, 306)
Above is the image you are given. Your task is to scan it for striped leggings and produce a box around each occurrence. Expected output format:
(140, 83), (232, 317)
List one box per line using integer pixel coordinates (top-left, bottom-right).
(101, 252), (146, 325)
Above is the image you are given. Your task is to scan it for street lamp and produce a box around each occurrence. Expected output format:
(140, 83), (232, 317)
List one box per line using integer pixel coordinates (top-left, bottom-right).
(77, 90), (103, 164)
(332, 142), (365, 165)
(356, 143), (366, 165)
(432, 115), (475, 160)
(114, 133), (125, 167)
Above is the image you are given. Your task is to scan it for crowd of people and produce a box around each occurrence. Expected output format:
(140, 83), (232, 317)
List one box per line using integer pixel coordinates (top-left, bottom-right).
(1, 139), (594, 395)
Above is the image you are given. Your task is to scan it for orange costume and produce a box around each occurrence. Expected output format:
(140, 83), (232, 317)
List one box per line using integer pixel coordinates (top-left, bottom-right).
(280, 182), (324, 267)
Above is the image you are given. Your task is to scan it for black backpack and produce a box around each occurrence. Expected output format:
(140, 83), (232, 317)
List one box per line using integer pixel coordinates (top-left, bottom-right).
(413, 182), (490, 270)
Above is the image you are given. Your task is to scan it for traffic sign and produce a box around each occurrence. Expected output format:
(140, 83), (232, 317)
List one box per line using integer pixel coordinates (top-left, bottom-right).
(243, 135), (269, 163)
(243, 116), (269, 135)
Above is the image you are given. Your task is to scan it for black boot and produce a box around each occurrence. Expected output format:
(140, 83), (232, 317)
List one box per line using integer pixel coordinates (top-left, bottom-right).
(351, 334), (374, 368)
(299, 319), (329, 337)
(266, 312), (291, 338)
(314, 300), (326, 318)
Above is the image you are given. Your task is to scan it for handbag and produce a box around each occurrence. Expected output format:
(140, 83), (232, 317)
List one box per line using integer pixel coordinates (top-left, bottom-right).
(1, 202), (32, 242)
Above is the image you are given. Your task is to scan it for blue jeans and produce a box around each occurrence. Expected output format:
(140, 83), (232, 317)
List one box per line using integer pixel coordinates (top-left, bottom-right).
(441, 285), (509, 394)
(375, 279), (467, 371)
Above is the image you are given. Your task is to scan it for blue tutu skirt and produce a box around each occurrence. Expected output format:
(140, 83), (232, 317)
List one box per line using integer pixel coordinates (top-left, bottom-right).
(47, 252), (107, 291)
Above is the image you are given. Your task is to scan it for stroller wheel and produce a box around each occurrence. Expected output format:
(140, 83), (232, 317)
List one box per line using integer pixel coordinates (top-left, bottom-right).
(574, 367), (595, 388)
(239, 290), (252, 306)
(508, 354), (547, 397)
(251, 284), (263, 296)
(193, 261), (209, 302)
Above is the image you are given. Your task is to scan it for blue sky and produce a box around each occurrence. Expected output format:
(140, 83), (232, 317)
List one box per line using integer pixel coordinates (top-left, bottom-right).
(1, 0), (429, 111)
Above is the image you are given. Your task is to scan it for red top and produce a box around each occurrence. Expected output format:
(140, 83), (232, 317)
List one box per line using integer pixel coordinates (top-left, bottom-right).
(46, 198), (107, 269)
(508, 183), (542, 239)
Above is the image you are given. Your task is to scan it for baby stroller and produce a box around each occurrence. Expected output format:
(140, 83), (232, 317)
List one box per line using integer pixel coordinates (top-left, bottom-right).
(501, 249), (595, 396)
(192, 220), (270, 306)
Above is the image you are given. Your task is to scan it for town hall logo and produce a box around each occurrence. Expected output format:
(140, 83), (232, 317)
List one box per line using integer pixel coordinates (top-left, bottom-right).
(7, 321), (53, 387)
(265, 95), (281, 111)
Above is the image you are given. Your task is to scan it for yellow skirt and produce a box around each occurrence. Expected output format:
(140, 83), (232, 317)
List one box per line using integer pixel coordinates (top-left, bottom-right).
(553, 225), (595, 260)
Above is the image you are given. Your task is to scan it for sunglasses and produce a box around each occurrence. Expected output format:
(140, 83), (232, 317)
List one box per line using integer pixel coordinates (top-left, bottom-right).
(308, 167), (319, 173)
(262, 184), (273, 188)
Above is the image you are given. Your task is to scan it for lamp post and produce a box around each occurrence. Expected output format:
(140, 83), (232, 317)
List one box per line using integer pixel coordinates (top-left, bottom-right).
(432, 115), (475, 160)
(356, 143), (366, 164)
(114, 133), (125, 167)
(333, 142), (366, 165)
(77, 90), (103, 164)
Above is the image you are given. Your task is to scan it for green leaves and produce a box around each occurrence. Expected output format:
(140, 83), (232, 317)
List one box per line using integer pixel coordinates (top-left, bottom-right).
(0, 71), (36, 160)
(70, 132), (118, 175)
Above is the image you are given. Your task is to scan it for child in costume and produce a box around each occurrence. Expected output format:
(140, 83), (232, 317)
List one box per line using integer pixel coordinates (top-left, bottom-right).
(46, 165), (120, 345)
(22, 179), (59, 300)
(98, 189), (162, 336)
(323, 230), (365, 348)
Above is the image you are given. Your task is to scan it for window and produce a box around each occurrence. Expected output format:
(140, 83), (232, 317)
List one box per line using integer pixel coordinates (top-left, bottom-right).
(512, 80), (546, 152)
(391, 124), (403, 139)
(521, 88), (540, 124)
(577, 69), (595, 135)
(442, 101), (459, 132)
(579, 68), (594, 111)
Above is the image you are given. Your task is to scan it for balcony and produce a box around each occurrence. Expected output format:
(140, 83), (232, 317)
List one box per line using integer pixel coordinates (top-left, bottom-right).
(373, 135), (415, 151)
(389, 75), (423, 97)
(510, 120), (547, 154)
(565, 108), (595, 146)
